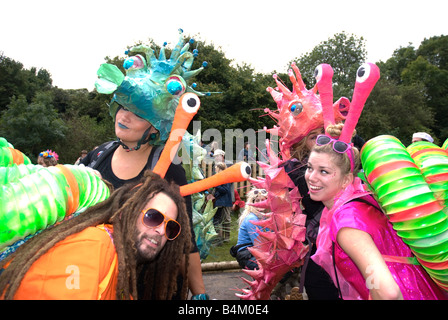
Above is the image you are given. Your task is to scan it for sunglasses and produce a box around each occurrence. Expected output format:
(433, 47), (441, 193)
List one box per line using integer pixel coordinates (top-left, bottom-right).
(315, 135), (355, 172)
(141, 208), (181, 240)
(252, 189), (268, 203)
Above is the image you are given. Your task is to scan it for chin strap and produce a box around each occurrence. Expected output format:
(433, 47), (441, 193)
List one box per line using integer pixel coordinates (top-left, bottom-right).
(118, 128), (157, 152)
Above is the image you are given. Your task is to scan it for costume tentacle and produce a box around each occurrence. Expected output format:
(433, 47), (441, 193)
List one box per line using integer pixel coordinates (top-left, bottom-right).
(180, 162), (251, 197)
(152, 92), (200, 178)
(315, 63), (335, 130)
(339, 63), (380, 143)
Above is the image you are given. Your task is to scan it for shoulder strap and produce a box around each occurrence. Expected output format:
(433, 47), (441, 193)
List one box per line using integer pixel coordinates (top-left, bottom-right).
(149, 145), (164, 170)
(347, 196), (383, 213)
(332, 242), (344, 300)
(87, 141), (118, 170)
(87, 142), (163, 172)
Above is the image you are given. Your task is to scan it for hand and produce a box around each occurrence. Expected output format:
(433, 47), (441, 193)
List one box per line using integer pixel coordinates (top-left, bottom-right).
(206, 194), (215, 201)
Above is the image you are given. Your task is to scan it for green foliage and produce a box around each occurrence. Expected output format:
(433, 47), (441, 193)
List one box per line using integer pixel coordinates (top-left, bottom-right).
(357, 79), (435, 144)
(377, 45), (417, 84)
(0, 54), (52, 112)
(291, 31), (368, 98)
(53, 115), (114, 164)
(0, 92), (67, 161)
(417, 35), (448, 70)
(381, 35), (448, 140)
(189, 40), (275, 157)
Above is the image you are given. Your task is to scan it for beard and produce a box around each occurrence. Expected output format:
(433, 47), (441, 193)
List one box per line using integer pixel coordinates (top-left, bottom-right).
(134, 232), (164, 263)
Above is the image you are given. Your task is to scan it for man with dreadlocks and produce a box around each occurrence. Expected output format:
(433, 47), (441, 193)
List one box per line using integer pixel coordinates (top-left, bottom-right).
(0, 171), (192, 300)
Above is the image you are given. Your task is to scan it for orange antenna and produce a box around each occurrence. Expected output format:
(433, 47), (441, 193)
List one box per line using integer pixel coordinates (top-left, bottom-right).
(180, 162), (252, 196)
(152, 92), (200, 178)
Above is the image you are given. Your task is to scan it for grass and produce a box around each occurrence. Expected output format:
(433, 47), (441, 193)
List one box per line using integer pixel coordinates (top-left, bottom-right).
(201, 211), (240, 263)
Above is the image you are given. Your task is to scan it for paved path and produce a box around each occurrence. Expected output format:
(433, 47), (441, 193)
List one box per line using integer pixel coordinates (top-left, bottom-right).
(200, 266), (305, 301)
(202, 270), (251, 300)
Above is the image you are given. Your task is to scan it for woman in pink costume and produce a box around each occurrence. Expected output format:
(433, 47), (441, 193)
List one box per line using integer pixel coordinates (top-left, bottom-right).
(305, 123), (446, 300)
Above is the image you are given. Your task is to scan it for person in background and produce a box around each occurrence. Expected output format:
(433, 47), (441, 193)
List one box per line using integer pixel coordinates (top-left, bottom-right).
(205, 141), (218, 161)
(213, 149), (233, 167)
(237, 142), (254, 162)
(74, 150), (88, 165)
(37, 150), (58, 167)
(232, 189), (245, 216)
(233, 188), (268, 270)
(412, 132), (434, 144)
(211, 162), (233, 245)
(212, 148), (235, 203)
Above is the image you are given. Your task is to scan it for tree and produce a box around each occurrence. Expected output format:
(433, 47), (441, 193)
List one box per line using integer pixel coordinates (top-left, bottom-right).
(53, 115), (114, 164)
(357, 78), (435, 144)
(290, 31), (368, 99)
(0, 92), (67, 161)
(404, 36), (448, 139)
(377, 45), (417, 84)
(379, 35), (448, 140)
(0, 55), (27, 110)
(50, 88), (114, 163)
(0, 54), (53, 112)
(417, 35), (448, 70)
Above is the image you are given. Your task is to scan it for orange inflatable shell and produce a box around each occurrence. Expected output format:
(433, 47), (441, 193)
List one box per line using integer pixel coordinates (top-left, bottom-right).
(11, 224), (117, 300)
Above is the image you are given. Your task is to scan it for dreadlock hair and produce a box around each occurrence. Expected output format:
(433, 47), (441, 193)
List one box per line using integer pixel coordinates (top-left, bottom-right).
(0, 170), (191, 300)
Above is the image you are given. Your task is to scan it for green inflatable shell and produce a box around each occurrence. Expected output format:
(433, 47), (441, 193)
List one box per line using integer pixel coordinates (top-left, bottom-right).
(361, 136), (448, 291)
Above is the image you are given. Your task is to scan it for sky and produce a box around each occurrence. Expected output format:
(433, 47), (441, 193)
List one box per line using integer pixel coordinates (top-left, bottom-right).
(1, 0), (447, 90)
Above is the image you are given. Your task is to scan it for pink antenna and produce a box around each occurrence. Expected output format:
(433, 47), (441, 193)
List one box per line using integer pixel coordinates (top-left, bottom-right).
(339, 63), (380, 143)
(314, 64), (335, 133)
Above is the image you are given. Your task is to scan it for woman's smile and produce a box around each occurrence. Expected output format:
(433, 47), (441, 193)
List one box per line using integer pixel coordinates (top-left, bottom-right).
(308, 184), (323, 193)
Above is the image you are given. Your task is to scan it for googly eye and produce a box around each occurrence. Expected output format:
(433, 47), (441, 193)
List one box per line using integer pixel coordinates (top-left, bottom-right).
(289, 101), (303, 116)
(181, 92), (200, 114)
(314, 65), (323, 82)
(123, 55), (145, 70)
(240, 162), (251, 179)
(165, 76), (187, 96)
(314, 64), (333, 84)
(356, 63), (371, 83)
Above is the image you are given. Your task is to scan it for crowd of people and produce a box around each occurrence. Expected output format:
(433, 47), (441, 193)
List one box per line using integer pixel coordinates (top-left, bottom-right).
(24, 121), (444, 301)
